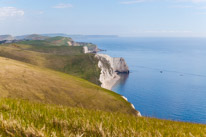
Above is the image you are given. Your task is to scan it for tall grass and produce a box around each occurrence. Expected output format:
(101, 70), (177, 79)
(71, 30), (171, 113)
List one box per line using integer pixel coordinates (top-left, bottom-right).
(0, 99), (205, 137)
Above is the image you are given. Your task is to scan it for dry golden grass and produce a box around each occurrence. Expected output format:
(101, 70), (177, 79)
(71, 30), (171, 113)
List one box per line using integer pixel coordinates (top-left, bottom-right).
(0, 57), (136, 115)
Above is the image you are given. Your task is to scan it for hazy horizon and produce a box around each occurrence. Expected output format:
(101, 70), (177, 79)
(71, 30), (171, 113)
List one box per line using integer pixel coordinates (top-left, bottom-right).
(2, 33), (206, 38)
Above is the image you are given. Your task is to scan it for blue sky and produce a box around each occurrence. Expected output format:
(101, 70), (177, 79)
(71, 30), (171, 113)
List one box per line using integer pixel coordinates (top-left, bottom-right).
(0, 0), (206, 37)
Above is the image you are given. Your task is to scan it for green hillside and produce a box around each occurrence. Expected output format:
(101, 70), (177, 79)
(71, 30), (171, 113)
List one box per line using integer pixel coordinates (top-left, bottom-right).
(24, 34), (49, 40)
(0, 99), (205, 137)
(0, 57), (136, 115)
(0, 43), (101, 85)
(18, 36), (74, 46)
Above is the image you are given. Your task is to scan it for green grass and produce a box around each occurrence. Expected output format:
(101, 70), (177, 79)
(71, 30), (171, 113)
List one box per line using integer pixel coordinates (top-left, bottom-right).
(18, 36), (73, 47)
(0, 44), (101, 85)
(25, 45), (83, 55)
(0, 57), (136, 115)
(0, 98), (205, 137)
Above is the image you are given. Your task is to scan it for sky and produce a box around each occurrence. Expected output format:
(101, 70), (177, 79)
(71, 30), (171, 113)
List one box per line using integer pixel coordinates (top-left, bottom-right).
(0, 0), (206, 37)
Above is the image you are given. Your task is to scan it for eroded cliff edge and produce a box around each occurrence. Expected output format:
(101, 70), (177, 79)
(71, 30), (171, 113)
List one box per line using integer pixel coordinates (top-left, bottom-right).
(95, 53), (141, 117)
(95, 54), (129, 90)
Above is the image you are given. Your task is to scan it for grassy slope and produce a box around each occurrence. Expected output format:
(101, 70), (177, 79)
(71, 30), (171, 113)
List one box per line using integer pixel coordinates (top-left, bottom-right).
(0, 57), (136, 115)
(0, 44), (101, 85)
(19, 36), (73, 46)
(0, 99), (205, 137)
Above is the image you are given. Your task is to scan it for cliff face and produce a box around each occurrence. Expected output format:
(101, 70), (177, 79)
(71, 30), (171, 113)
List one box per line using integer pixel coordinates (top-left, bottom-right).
(94, 55), (141, 116)
(95, 54), (129, 90)
(83, 46), (90, 53)
(83, 45), (100, 53)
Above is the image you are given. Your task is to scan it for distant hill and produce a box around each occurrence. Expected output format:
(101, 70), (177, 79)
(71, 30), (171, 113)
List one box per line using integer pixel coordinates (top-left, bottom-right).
(0, 35), (14, 41)
(0, 34), (47, 44)
(14, 35), (98, 48)
(17, 36), (100, 52)
(23, 34), (49, 40)
(18, 36), (75, 46)
(15, 34), (48, 40)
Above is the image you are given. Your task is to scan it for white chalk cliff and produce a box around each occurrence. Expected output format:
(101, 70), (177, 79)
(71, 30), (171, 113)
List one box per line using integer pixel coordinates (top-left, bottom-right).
(83, 46), (89, 54)
(83, 46), (100, 53)
(95, 54), (129, 90)
(95, 55), (141, 117)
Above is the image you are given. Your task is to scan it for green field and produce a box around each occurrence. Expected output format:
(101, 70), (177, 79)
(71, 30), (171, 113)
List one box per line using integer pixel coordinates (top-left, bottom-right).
(0, 99), (205, 137)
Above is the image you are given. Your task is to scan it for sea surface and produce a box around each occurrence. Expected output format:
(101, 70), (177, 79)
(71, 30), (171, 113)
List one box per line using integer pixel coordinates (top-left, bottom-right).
(75, 37), (206, 124)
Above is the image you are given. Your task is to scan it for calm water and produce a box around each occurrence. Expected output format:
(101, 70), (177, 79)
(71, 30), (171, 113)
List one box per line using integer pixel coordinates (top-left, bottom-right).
(75, 37), (206, 124)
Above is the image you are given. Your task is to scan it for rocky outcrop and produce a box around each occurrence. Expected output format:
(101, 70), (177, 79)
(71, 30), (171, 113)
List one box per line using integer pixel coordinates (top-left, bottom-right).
(95, 54), (129, 90)
(83, 46), (89, 53)
(83, 45), (101, 53)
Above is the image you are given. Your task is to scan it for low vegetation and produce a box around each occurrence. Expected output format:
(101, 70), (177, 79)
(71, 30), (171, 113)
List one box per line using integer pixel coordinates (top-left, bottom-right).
(18, 36), (73, 47)
(0, 57), (135, 115)
(0, 99), (205, 137)
(0, 40), (101, 85)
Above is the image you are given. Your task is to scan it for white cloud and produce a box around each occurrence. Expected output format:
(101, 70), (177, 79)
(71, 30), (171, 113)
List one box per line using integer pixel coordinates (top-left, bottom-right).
(120, 0), (145, 5)
(53, 3), (73, 9)
(0, 7), (24, 17)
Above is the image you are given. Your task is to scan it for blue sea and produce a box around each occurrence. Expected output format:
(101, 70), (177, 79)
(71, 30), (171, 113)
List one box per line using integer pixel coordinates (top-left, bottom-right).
(75, 37), (206, 124)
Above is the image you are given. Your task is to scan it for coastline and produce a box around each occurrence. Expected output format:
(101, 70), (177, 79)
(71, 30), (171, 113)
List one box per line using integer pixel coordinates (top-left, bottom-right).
(84, 45), (141, 117)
